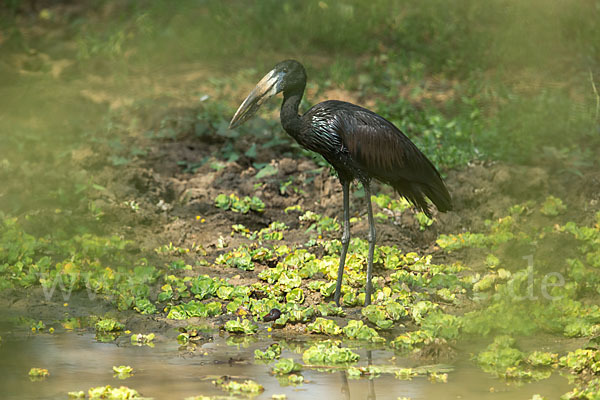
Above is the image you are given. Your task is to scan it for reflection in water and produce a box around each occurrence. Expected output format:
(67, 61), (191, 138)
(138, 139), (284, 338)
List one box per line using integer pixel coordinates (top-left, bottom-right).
(0, 328), (573, 400)
(339, 350), (379, 400)
(340, 370), (351, 400)
(367, 350), (376, 400)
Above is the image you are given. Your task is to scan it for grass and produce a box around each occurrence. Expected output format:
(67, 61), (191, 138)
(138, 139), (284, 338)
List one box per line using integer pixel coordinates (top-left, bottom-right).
(45, 0), (596, 76)
(0, 1), (598, 227)
(3, 1), (599, 166)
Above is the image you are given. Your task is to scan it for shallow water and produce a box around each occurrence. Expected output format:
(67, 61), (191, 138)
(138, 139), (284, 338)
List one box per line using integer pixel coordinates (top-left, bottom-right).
(0, 326), (573, 400)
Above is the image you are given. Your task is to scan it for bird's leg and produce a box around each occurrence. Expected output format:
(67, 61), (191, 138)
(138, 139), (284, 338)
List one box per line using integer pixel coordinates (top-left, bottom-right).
(334, 180), (350, 306)
(364, 182), (376, 306)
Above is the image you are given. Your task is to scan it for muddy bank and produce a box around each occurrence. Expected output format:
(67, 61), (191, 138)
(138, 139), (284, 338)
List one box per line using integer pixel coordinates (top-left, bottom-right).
(3, 100), (599, 339)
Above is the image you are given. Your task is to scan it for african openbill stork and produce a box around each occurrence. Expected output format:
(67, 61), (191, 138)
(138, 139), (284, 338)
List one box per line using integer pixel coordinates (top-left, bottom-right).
(229, 60), (452, 307)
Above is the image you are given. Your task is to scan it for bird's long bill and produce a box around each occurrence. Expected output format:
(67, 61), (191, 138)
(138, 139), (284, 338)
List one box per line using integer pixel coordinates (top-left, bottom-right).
(229, 69), (281, 129)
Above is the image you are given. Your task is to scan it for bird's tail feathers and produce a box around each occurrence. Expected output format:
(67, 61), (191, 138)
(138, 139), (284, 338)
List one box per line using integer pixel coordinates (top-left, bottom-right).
(393, 181), (452, 219)
(421, 181), (452, 213)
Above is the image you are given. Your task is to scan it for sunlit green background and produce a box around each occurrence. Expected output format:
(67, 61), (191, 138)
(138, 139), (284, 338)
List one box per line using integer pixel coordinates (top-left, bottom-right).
(1, 0), (598, 222)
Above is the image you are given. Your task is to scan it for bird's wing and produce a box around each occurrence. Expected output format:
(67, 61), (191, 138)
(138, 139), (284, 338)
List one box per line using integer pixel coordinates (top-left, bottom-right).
(333, 102), (440, 185)
(304, 100), (452, 215)
(335, 101), (452, 214)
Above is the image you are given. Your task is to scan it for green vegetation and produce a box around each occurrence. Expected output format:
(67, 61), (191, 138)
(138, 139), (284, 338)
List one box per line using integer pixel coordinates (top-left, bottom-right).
(445, 208), (600, 339)
(307, 317), (343, 335)
(0, 215), (160, 314)
(112, 365), (134, 380)
(95, 317), (125, 342)
(28, 367), (49, 381)
(277, 372), (305, 386)
(1, 0), (599, 398)
(130, 333), (155, 347)
(176, 325), (211, 346)
(180, 0), (597, 166)
(214, 193), (265, 214)
(213, 378), (264, 395)
(272, 358), (302, 375)
(299, 211), (340, 236)
(73, 385), (145, 400)
(224, 318), (258, 335)
(95, 318), (124, 333)
(343, 320), (385, 343)
(254, 343), (282, 361)
(347, 365), (382, 379)
(1, 0), (597, 226)
(540, 196), (567, 217)
(560, 350), (600, 399)
(2, 189), (600, 396)
(302, 340), (360, 365)
(167, 301), (222, 320)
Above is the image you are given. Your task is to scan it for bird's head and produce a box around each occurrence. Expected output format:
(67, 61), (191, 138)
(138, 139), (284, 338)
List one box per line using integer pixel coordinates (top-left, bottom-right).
(229, 59), (306, 129)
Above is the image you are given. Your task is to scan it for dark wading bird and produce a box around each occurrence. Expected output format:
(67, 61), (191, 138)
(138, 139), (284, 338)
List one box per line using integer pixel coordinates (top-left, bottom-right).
(229, 60), (452, 307)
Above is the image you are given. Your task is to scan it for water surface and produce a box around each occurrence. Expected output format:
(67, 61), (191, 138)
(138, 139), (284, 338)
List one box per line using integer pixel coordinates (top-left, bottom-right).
(0, 328), (572, 400)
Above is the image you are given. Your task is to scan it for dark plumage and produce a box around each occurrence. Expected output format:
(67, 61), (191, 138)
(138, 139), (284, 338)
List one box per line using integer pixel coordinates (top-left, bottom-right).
(229, 60), (452, 306)
(300, 100), (452, 217)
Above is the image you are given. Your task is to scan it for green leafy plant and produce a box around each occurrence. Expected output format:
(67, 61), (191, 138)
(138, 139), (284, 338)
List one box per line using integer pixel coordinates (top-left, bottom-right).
(95, 318), (124, 333)
(419, 311), (462, 340)
(302, 340), (360, 365)
(361, 305), (394, 329)
(254, 163), (279, 179)
(347, 365), (382, 379)
(317, 302), (346, 317)
(167, 301), (222, 320)
(130, 333), (155, 347)
(415, 212), (434, 230)
(133, 298), (157, 315)
(477, 336), (525, 377)
(272, 358), (302, 375)
(112, 365), (134, 379)
(307, 317), (343, 335)
(391, 330), (434, 352)
(527, 351), (558, 367)
(300, 211), (340, 235)
(190, 275), (218, 300)
(254, 343), (282, 361)
(224, 318), (257, 334)
(28, 368), (49, 381)
(286, 287), (305, 304)
(343, 320), (385, 343)
(213, 378), (264, 395)
(85, 385), (144, 399)
(214, 193), (265, 213)
(215, 246), (255, 271)
(561, 378), (600, 400)
(540, 195), (567, 216)
(277, 373), (304, 386)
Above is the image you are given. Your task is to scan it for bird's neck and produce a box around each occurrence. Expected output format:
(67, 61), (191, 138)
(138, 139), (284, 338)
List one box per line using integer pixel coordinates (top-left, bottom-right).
(280, 91), (303, 138)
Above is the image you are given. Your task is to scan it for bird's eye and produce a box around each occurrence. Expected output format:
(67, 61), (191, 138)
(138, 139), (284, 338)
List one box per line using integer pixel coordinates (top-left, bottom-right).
(283, 67), (288, 73)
